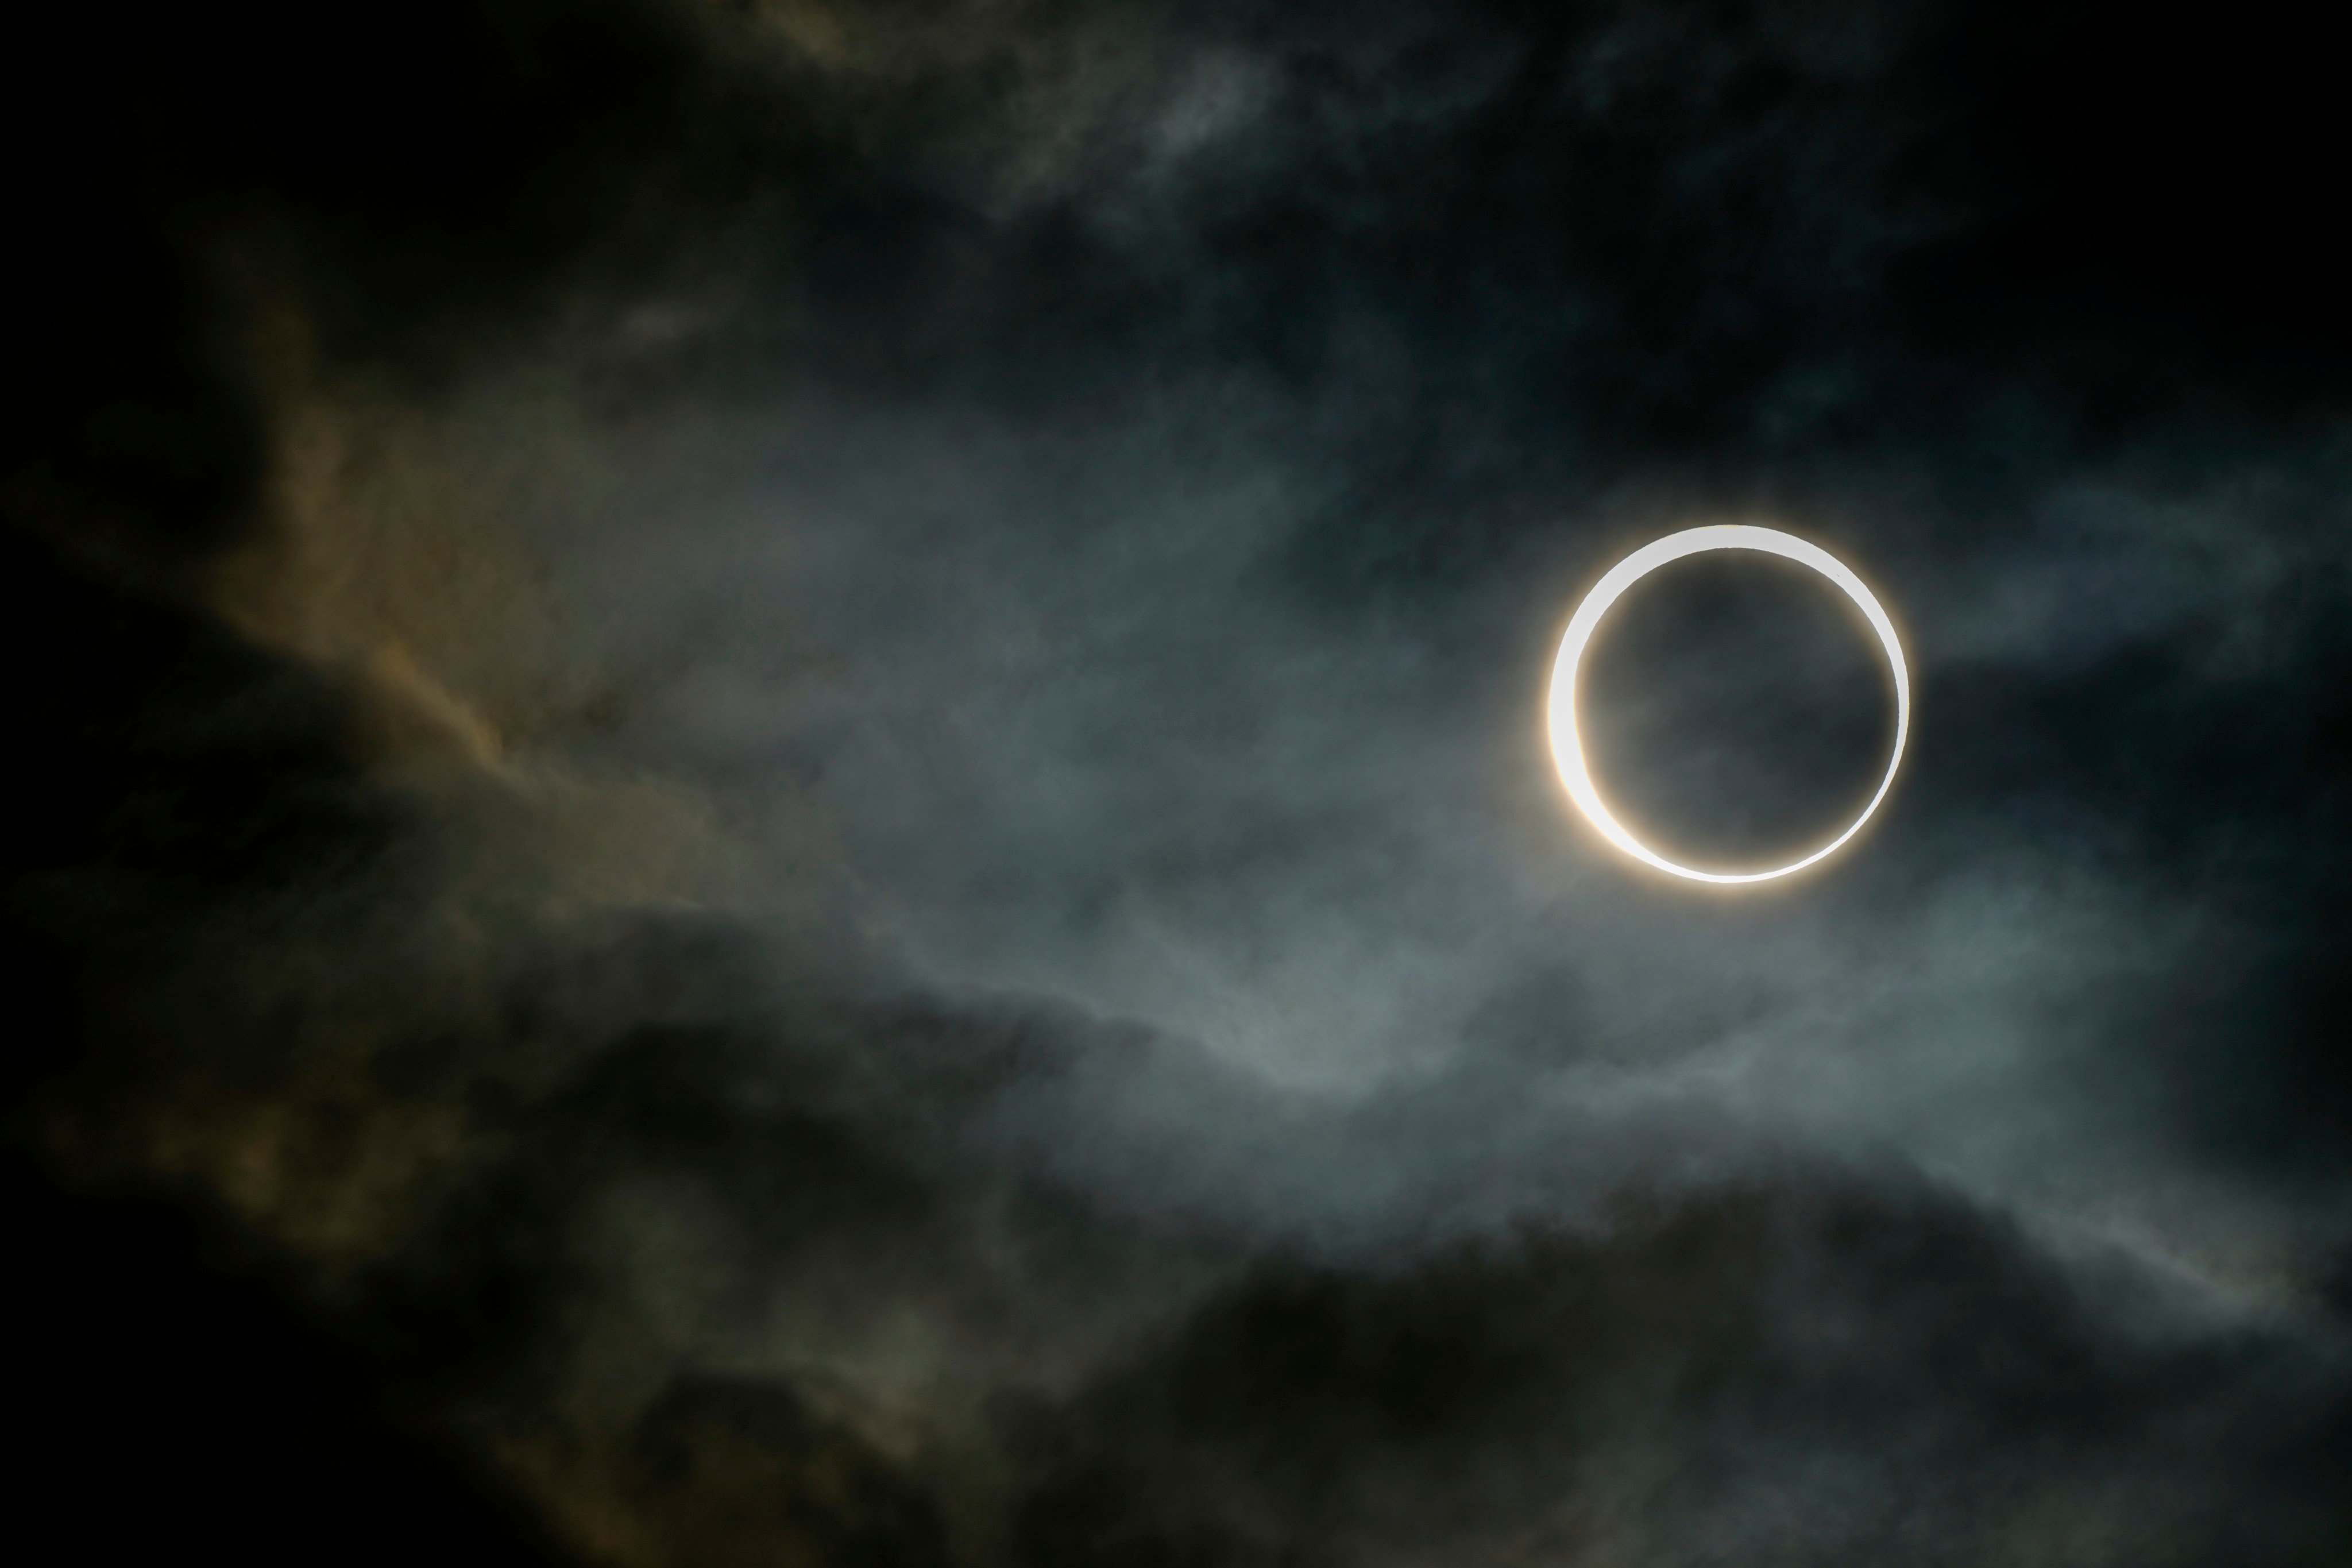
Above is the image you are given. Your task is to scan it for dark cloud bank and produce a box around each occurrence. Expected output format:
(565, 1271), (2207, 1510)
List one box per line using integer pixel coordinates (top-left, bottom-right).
(9, 2), (2352, 1563)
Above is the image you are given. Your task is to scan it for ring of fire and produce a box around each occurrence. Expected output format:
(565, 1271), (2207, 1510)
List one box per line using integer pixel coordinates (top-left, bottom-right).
(1547, 524), (1910, 885)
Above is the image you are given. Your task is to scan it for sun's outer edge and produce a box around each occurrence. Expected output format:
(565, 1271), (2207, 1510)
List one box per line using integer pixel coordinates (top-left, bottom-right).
(1546, 524), (1911, 885)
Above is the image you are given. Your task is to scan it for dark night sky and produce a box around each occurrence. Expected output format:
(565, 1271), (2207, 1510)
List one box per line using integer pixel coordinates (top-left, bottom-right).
(8, 2), (2352, 1563)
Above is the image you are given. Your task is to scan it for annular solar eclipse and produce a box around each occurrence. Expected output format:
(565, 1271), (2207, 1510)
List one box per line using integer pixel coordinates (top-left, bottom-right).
(1547, 524), (1910, 885)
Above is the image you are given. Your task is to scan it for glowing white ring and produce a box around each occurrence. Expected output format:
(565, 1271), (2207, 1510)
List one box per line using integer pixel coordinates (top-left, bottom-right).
(1547, 524), (1909, 885)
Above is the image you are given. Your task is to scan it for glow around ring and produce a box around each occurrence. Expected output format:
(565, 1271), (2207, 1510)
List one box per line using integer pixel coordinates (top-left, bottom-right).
(1546, 524), (1909, 885)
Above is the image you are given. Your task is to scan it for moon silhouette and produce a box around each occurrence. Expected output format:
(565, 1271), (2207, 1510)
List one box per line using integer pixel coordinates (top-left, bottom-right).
(1547, 525), (1909, 885)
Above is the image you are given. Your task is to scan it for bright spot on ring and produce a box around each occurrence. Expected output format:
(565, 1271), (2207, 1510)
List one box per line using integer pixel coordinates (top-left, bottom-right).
(1546, 524), (1909, 885)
